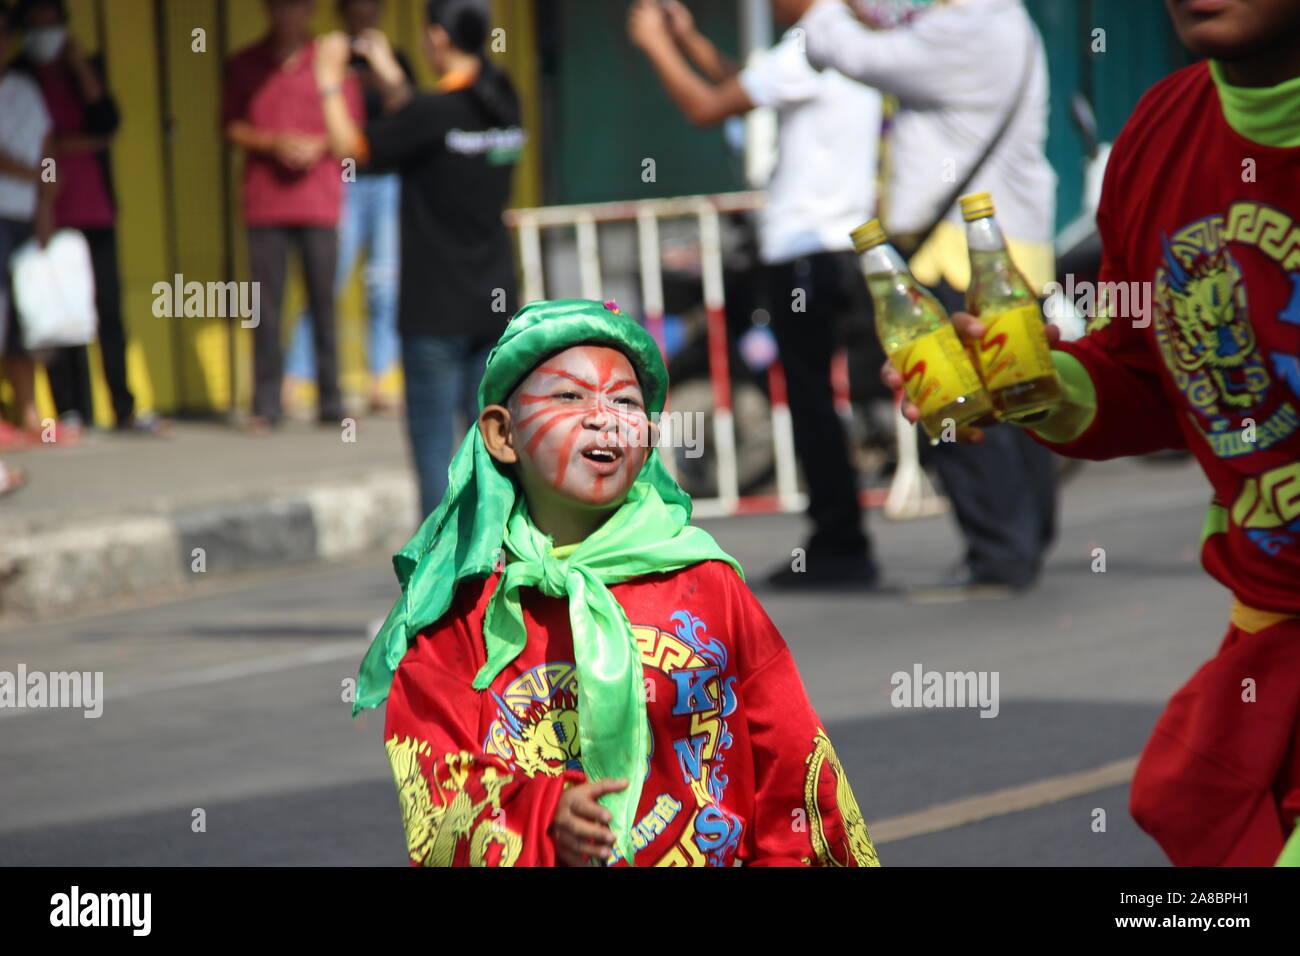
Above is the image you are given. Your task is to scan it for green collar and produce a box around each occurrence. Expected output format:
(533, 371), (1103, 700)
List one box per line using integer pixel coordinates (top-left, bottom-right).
(1209, 59), (1300, 148)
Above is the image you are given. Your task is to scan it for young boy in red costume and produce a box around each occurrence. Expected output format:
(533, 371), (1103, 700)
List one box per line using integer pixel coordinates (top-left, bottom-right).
(886, 0), (1300, 866)
(354, 298), (879, 867)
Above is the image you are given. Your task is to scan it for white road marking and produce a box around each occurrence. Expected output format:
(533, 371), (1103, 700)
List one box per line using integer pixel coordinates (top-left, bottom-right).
(0, 642), (368, 719)
(868, 756), (1139, 844)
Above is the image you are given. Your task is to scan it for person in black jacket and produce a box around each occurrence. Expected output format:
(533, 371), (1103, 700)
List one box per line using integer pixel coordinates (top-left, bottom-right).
(14, 0), (164, 435)
(314, 0), (524, 518)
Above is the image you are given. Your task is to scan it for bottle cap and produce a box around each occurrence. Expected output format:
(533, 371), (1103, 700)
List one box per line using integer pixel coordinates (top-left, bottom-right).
(960, 192), (995, 221)
(851, 219), (887, 253)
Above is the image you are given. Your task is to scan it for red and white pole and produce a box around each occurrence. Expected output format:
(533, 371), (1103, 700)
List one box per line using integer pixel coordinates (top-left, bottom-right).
(697, 204), (738, 512)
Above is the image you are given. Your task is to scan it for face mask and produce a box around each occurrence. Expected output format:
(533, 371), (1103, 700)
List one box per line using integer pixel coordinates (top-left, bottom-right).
(24, 26), (67, 64)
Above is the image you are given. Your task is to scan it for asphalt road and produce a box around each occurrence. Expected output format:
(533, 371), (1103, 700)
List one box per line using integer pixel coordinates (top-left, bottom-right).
(0, 455), (1222, 866)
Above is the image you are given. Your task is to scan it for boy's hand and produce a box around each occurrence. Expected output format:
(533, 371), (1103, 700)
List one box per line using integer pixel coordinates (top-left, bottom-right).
(552, 777), (627, 866)
(880, 310), (1063, 443)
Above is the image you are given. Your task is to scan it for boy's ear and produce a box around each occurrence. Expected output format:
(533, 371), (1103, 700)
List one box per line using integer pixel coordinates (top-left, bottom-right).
(479, 405), (518, 464)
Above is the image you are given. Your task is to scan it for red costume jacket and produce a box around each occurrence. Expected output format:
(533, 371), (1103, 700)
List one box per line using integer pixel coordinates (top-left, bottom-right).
(382, 559), (879, 866)
(1040, 61), (1300, 866)
(1043, 62), (1300, 614)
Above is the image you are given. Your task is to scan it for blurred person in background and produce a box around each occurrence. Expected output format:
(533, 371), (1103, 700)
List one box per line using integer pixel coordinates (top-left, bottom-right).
(0, 0), (56, 477)
(15, 0), (160, 437)
(282, 0), (412, 417)
(629, 0), (888, 590)
(223, 0), (364, 434)
(314, 0), (523, 518)
(798, 0), (1059, 598)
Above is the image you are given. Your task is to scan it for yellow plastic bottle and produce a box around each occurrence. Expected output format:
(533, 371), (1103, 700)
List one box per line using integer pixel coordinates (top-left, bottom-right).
(960, 192), (1063, 421)
(852, 219), (993, 441)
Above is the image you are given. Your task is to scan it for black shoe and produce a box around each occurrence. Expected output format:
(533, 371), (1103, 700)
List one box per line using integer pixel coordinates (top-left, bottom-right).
(763, 551), (896, 593)
(906, 567), (1031, 604)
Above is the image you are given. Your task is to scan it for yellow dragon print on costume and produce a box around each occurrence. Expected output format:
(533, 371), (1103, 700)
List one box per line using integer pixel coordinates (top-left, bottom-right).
(483, 662), (581, 776)
(1155, 225), (1269, 420)
(1151, 202), (1300, 461)
(803, 729), (880, 867)
(386, 737), (524, 866)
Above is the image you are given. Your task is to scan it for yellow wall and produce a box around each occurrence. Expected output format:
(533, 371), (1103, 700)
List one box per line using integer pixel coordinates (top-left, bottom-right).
(21, 0), (541, 422)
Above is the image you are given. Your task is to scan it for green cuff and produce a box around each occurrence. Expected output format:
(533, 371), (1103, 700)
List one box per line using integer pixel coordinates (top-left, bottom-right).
(1277, 822), (1300, 866)
(1015, 351), (1097, 444)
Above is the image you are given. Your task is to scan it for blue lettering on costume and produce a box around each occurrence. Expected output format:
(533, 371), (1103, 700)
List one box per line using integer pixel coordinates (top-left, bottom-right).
(673, 734), (709, 782)
(607, 793), (683, 864)
(694, 804), (744, 866)
(1191, 402), (1299, 456)
(720, 675), (737, 717)
(671, 666), (718, 715)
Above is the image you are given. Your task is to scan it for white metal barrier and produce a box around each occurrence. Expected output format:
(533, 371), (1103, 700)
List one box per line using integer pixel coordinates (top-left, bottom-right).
(504, 191), (942, 520)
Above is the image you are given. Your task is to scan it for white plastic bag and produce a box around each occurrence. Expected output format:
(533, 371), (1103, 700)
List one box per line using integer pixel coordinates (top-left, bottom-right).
(12, 228), (98, 350)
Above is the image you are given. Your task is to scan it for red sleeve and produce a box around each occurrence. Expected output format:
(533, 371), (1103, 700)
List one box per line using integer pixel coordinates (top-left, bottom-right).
(383, 616), (583, 867)
(1034, 118), (1187, 460)
(724, 574), (880, 867)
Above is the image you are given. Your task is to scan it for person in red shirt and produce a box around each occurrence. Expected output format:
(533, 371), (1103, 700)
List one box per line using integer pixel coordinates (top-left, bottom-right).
(355, 298), (880, 866)
(223, 0), (362, 432)
(886, 0), (1300, 866)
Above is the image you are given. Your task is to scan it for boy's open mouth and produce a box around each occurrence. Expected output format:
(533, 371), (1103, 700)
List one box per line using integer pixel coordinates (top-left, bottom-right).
(579, 443), (625, 474)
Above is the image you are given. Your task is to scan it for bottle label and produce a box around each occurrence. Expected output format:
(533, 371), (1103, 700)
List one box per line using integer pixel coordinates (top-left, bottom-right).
(975, 304), (1055, 392)
(892, 325), (984, 418)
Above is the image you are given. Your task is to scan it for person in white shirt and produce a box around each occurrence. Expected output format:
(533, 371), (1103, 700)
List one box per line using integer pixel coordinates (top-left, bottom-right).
(0, 0), (56, 464)
(629, 0), (888, 589)
(798, 0), (1059, 597)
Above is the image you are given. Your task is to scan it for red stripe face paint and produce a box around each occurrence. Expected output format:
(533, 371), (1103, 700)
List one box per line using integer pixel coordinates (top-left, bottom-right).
(507, 346), (652, 509)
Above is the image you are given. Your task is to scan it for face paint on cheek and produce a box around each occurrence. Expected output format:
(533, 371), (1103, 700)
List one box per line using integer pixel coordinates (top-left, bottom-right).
(512, 401), (586, 489)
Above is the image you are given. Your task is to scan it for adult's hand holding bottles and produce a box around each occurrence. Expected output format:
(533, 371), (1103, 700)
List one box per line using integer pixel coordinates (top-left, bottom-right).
(880, 312), (1063, 444)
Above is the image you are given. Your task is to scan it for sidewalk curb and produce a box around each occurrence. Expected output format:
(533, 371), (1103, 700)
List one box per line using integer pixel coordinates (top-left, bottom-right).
(0, 470), (418, 618)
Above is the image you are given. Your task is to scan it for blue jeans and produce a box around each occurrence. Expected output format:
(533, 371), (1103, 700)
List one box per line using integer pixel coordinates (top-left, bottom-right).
(286, 174), (400, 379)
(403, 334), (495, 518)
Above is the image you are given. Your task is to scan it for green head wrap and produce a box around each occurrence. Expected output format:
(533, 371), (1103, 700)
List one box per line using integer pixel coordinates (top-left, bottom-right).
(355, 298), (743, 864)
